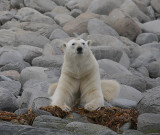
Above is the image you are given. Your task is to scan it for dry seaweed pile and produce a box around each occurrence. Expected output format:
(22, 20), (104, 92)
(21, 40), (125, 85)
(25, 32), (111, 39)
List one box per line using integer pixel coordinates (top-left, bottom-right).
(0, 108), (37, 125)
(40, 106), (138, 132)
(0, 106), (138, 133)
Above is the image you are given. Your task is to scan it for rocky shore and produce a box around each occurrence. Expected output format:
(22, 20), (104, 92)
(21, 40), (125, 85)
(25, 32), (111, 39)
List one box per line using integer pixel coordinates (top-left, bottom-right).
(0, 0), (160, 134)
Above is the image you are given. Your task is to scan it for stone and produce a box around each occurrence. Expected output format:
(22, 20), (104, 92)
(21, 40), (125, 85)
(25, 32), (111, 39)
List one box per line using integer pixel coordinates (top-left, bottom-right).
(106, 9), (142, 41)
(0, 75), (12, 81)
(54, 14), (74, 27)
(98, 59), (132, 78)
(151, 0), (160, 14)
(1, 62), (29, 73)
(16, 7), (55, 25)
(145, 77), (160, 90)
(33, 115), (70, 129)
(0, 11), (14, 25)
(87, 18), (120, 38)
(0, 29), (50, 48)
(24, 0), (57, 13)
(53, 0), (70, 6)
(118, 85), (143, 102)
(122, 130), (145, 135)
(49, 29), (70, 40)
(147, 61), (160, 78)
(0, 0), (10, 11)
(142, 43), (160, 50)
(138, 86), (160, 114)
(139, 20), (160, 36)
(20, 67), (49, 85)
(0, 80), (21, 97)
(32, 55), (63, 69)
(136, 33), (158, 45)
(87, 0), (124, 15)
(66, 0), (92, 12)
(131, 51), (155, 68)
(120, 0), (150, 23)
(70, 9), (82, 18)
(51, 6), (70, 15)
(139, 0), (150, 6)
(66, 121), (117, 135)
(87, 34), (124, 47)
(0, 70), (20, 81)
(11, 0), (24, 8)
(91, 46), (123, 62)
(119, 52), (130, 69)
(0, 48), (24, 66)
(112, 74), (146, 92)
(0, 29), (16, 46)
(20, 80), (50, 108)
(15, 29), (50, 48)
(147, 6), (155, 19)
(111, 98), (137, 109)
(2, 21), (60, 38)
(17, 45), (43, 64)
(137, 113), (160, 133)
(0, 87), (19, 112)
(63, 13), (99, 36)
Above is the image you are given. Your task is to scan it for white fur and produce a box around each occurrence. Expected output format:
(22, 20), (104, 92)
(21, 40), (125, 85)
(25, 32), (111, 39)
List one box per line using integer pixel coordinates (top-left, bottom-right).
(49, 39), (120, 111)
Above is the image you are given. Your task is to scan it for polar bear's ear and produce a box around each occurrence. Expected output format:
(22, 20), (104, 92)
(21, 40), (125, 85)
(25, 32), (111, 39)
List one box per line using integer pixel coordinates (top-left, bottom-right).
(62, 43), (66, 52)
(86, 40), (92, 46)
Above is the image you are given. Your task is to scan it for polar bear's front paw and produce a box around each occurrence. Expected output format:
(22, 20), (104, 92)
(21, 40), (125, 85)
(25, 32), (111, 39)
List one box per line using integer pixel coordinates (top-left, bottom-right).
(51, 102), (71, 112)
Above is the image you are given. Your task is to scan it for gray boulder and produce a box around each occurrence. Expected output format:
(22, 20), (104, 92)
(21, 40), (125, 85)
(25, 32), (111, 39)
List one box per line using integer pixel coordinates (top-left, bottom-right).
(139, 20), (160, 36)
(136, 33), (158, 45)
(32, 55), (63, 68)
(20, 80), (50, 108)
(33, 115), (70, 129)
(20, 67), (49, 85)
(63, 13), (99, 36)
(70, 9), (82, 18)
(0, 80), (21, 97)
(111, 74), (146, 92)
(87, 34), (124, 47)
(11, 0), (24, 8)
(0, 11), (14, 25)
(87, 0), (124, 15)
(147, 61), (160, 78)
(137, 113), (160, 133)
(16, 7), (55, 25)
(0, 48), (24, 66)
(51, 6), (70, 15)
(66, 121), (117, 135)
(54, 14), (74, 27)
(151, 0), (160, 14)
(111, 98), (137, 109)
(2, 21), (60, 38)
(0, 0), (10, 11)
(17, 45), (43, 64)
(106, 9), (142, 41)
(87, 18), (120, 38)
(24, 0), (57, 13)
(0, 87), (19, 112)
(49, 29), (70, 40)
(120, 0), (150, 22)
(138, 86), (160, 114)
(52, 0), (70, 6)
(1, 62), (30, 73)
(118, 85), (143, 102)
(98, 59), (132, 78)
(122, 130), (145, 135)
(91, 46), (123, 62)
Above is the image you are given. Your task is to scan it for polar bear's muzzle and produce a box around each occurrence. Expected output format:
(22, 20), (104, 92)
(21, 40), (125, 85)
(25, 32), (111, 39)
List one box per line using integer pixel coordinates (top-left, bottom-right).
(77, 47), (83, 54)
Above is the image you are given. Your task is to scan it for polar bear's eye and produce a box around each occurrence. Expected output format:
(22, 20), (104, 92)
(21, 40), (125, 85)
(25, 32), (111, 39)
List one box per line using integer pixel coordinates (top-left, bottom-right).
(72, 43), (75, 46)
(82, 42), (85, 45)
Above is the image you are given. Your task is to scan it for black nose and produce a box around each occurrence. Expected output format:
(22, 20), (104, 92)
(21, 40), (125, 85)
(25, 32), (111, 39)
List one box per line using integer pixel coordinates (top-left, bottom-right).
(77, 47), (83, 54)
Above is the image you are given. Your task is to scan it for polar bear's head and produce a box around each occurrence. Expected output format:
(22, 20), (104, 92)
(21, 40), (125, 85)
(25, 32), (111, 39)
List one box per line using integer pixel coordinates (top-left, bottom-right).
(62, 39), (92, 57)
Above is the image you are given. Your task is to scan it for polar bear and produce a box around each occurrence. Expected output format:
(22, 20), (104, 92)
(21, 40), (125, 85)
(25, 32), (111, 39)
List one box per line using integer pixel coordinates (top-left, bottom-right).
(49, 39), (120, 111)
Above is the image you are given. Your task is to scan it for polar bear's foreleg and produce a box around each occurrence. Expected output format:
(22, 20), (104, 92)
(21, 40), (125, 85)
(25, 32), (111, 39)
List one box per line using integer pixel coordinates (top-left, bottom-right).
(50, 75), (79, 111)
(80, 76), (104, 111)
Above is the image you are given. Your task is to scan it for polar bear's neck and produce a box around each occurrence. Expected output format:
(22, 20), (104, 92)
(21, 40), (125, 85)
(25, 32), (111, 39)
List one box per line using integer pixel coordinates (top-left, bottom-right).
(62, 51), (98, 79)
